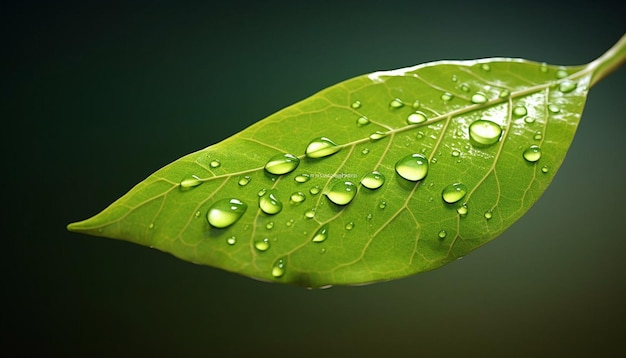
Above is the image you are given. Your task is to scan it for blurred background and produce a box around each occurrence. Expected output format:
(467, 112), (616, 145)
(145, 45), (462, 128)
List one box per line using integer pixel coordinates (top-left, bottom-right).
(3, 0), (624, 356)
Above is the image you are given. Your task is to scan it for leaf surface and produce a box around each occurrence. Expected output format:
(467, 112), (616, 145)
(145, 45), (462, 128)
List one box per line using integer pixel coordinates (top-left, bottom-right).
(68, 36), (626, 287)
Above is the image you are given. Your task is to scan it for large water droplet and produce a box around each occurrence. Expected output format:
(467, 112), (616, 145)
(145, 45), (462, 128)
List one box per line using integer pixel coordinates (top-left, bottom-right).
(180, 175), (203, 191)
(471, 92), (488, 104)
(361, 171), (386, 190)
(265, 153), (300, 175)
(238, 175), (251, 186)
(523, 145), (542, 162)
(395, 153), (429, 181)
(513, 105), (527, 117)
(442, 183), (468, 204)
(254, 238), (271, 252)
(390, 98), (404, 108)
(294, 173), (311, 183)
(207, 198), (248, 228)
(305, 137), (342, 158)
(259, 190), (283, 215)
(469, 119), (502, 145)
(356, 116), (370, 126)
(326, 181), (358, 205)
(290, 191), (306, 204)
(558, 80), (577, 93)
(312, 224), (329, 243)
(272, 258), (286, 278)
(407, 111), (427, 124)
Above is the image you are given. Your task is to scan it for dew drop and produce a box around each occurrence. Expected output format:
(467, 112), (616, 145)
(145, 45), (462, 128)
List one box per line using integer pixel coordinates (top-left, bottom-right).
(471, 92), (488, 104)
(294, 173), (311, 183)
(351, 100), (362, 109)
(148, 223), (155, 229)
(290, 191), (306, 204)
(271, 258), (286, 278)
(238, 175), (251, 186)
(210, 160), (221, 168)
(366, 213), (374, 221)
(361, 148), (370, 155)
(468, 119), (502, 146)
(378, 200), (387, 209)
(412, 100), (421, 109)
(481, 63), (491, 71)
(541, 165), (549, 173)
(257, 188), (267, 197)
(442, 183), (468, 204)
(309, 186), (321, 195)
(484, 211), (493, 220)
(451, 74), (458, 82)
(254, 238), (271, 252)
(259, 190), (283, 215)
(305, 137), (342, 158)
(312, 224), (329, 243)
(356, 116), (370, 126)
(457, 203), (468, 216)
(441, 92), (454, 101)
(361, 171), (386, 190)
(555, 69), (568, 79)
(523, 145), (542, 162)
(390, 98), (404, 108)
(194, 210), (201, 218)
(540, 62), (548, 73)
(451, 149), (461, 157)
(207, 198), (248, 228)
(548, 104), (560, 113)
(304, 208), (316, 219)
(534, 131), (543, 140)
(326, 181), (358, 206)
(369, 131), (387, 141)
(438, 230), (447, 239)
(180, 175), (203, 191)
(558, 80), (577, 93)
(265, 153), (300, 175)
(513, 105), (527, 117)
(395, 153), (429, 181)
(407, 111), (427, 124)
(265, 221), (274, 230)
(227, 236), (237, 245)
(499, 88), (511, 98)
(460, 83), (471, 92)
(524, 116), (536, 124)
(345, 222), (355, 230)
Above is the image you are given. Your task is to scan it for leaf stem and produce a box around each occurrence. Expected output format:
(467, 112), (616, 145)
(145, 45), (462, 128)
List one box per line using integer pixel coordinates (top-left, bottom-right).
(587, 33), (626, 87)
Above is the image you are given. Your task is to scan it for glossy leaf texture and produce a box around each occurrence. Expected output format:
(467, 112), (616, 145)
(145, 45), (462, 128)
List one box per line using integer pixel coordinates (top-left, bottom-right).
(68, 37), (626, 288)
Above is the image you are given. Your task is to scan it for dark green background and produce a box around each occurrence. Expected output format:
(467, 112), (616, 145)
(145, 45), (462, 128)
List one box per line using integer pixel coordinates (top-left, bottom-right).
(3, 0), (625, 356)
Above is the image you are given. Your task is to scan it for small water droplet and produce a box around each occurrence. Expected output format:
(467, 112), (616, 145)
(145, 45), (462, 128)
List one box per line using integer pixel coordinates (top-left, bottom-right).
(304, 208), (316, 219)
(290, 191), (306, 204)
(254, 238), (271, 252)
(294, 173), (311, 183)
(148, 223), (155, 229)
(431, 157), (438, 164)
(524, 116), (536, 124)
(265, 221), (274, 230)
(309, 186), (321, 195)
(499, 88), (510, 98)
(541, 165), (549, 173)
(378, 200), (387, 209)
(484, 211), (493, 220)
(271, 258), (286, 278)
(395, 153), (429, 181)
(451, 150), (461, 157)
(361, 148), (370, 155)
(558, 80), (577, 93)
(471, 92), (488, 104)
(555, 69), (568, 79)
(412, 100), (421, 109)
(257, 188), (267, 197)
(345, 222), (355, 230)
(451, 74), (458, 82)
(369, 131), (387, 141)
(361, 171), (386, 190)
(457, 203), (468, 216)
(438, 230), (447, 239)
(534, 131), (543, 140)
(442, 183), (468, 204)
(461, 83), (471, 92)
(210, 160), (221, 168)
(194, 210), (201, 218)
(481, 63), (491, 71)
(441, 92), (454, 101)
(548, 104), (560, 113)
(238, 175), (251, 186)
(305, 137), (341, 158)
(180, 175), (203, 191)
(523, 145), (542, 162)
(259, 190), (283, 215)
(469, 119), (502, 146)
(351, 100), (362, 109)
(326, 181), (358, 206)
(356, 116), (370, 126)
(227, 236), (237, 245)
(312, 224), (329, 243)
(320, 248), (327, 254)
(207, 198), (248, 228)
(390, 98), (404, 108)
(407, 111), (427, 124)
(540, 62), (548, 73)
(366, 213), (373, 221)
(265, 153), (300, 175)
(513, 105), (527, 117)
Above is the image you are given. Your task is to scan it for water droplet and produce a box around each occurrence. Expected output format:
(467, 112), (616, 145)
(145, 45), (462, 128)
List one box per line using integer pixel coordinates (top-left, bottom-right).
(548, 104), (560, 113)
(207, 198), (248, 228)
(513, 105), (527, 117)
(524, 116), (536, 124)
(523, 145), (542, 162)
(457, 203), (468, 216)
(451, 74), (458, 82)
(290, 191), (306, 204)
(541, 165), (549, 173)
(390, 98), (404, 108)
(441, 92), (454, 101)
(259, 190), (283, 215)
(148, 223), (155, 229)
(312, 224), (329, 243)
(309, 186), (321, 195)
(180, 175), (203, 191)
(555, 69), (568, 79)
(304, 208), (316, 219)
(356, 116), (370, 126)
(481, 63), (491, 71)
(412, 100), (421, 109)
(366, 213), (374, 221)
(326, 181), (358, 206)
(294, 173), (311, 183)
(442, 183), (468, 204)
(210, 160), (221, 168)
(558, 80), (577, 93)
(265, 221), (274, 230)
(540, 62), (548, 73)
(484, 211), (493, 220)
(254, 238), (271, 252)
(378, 200), (387, 209)
(351, 100), (361, 109)
(361, 171), (386, 190)
(257, 188), (267, 197)
(451, 149), (461, 157)
(438, 230), (447, 239)
(345, 222), (355, 230)
(460, 83), (471, 92)
(499, 88), (510, 98)
(264, 153), (300, 175)
(361, 148), (370, 155)
(320, 248), (327, 254)
(471, 92), (488, 104)
(238, 175), (251, 186)
(534, 131), (543, 140)
(407, 111), (427, 124)
(271, 258), (286, 278)
(194, 210), (201, 218)
(369, 131), (387, 141)
(469, 119), (502, 146)
(395, 153), (429, 181)
(305, 137), (342, 158)
(227, 236), (237, 245)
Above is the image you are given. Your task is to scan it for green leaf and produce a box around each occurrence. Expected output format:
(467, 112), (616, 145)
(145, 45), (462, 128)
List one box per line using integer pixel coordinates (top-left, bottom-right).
(68, 34), (626, 288)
